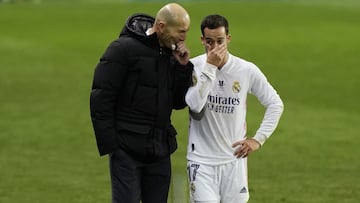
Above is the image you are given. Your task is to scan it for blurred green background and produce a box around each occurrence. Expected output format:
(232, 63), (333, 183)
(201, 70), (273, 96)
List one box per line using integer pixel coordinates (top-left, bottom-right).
(0, 0), (359, 202)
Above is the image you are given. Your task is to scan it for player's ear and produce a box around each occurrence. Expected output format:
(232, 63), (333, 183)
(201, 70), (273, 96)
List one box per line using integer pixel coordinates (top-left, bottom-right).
(227, 34), (232, 43)
(201, 35), (205, 45)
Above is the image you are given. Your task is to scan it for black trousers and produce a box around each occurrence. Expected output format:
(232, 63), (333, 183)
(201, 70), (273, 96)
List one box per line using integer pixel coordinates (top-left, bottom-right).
(109, 148), (171, 203)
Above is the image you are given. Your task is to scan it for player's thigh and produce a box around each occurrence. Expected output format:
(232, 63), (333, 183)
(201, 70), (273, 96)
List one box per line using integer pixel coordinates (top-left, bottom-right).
(187, 161), (219, 202)
(220, 159), (249, 203)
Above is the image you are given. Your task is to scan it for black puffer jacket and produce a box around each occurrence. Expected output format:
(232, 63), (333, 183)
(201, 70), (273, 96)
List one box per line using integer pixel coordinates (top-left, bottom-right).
(90, 14), (193, 161)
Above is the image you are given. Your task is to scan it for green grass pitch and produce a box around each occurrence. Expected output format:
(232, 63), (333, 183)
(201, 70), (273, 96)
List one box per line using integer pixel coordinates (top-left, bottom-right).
(0, 0), (359, 202)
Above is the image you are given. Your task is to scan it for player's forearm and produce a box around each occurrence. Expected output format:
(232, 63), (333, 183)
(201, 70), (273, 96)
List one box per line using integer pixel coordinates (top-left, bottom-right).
(185, 63), (216, 112)
(253, 98), (284, 145)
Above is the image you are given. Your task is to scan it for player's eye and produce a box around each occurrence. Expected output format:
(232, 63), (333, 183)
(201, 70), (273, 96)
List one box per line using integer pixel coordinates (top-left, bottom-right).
(206, 40), (214, 45)
(217, 39), (224, 44)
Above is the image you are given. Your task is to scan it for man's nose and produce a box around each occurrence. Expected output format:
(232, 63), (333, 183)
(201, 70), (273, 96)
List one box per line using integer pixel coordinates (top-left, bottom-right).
(179, 33), (186, 41)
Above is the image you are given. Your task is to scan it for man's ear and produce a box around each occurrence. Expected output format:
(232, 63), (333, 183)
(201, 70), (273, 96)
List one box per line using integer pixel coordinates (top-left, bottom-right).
(157, 21), (166, 32)
(227, 34), (232, 43)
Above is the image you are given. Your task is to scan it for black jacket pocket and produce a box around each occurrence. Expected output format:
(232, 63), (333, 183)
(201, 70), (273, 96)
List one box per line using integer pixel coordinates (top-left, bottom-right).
(167, 125), (178, 154)
(116, 121), (154, 161)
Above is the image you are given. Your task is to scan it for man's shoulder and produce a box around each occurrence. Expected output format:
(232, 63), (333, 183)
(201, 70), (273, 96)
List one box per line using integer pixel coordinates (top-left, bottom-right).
(228, 54), (260, 72)
(190, 54), (206, 61)
(229, 54), (253, 66)
(190, 54), (207, 69)
(105, 36), (149, 55)
(111, 36), (143, 48)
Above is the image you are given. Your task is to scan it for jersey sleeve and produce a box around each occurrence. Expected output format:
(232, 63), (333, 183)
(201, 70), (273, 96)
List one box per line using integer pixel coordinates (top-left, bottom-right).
(185, 62), (217, 114)
(249, 64), (284, 145)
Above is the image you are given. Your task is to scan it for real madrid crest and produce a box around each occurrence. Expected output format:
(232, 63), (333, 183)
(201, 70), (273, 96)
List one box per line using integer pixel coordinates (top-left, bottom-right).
(232, 81), (241, 93)
(190, 182), (196, 193)
(192, 75), (198, 86)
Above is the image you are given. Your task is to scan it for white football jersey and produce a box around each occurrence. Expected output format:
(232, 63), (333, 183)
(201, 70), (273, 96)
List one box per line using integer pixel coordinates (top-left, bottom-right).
(186, 53), (284, 165)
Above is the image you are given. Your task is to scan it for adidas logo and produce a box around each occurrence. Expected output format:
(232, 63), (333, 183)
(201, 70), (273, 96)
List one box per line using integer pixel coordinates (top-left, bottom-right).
(240, 187), (248, 193)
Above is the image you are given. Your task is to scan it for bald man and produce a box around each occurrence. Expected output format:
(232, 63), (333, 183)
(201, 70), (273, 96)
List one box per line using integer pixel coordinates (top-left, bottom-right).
(90, 3), (193, 203)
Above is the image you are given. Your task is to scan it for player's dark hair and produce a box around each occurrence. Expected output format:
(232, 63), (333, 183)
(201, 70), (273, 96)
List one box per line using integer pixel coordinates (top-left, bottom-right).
(201, 14), (229, 35)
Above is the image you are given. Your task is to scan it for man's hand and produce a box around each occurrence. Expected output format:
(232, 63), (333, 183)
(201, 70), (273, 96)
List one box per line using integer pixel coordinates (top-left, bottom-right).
(206, 43), (227, 67)
(232, 138), (261, 158)
(172, 41), (190, 65)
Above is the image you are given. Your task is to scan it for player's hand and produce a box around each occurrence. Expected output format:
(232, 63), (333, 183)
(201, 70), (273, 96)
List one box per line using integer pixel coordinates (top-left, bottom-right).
(172, 41), (190, 65)
(232, 138), (261, 158)
(206, 43), (227, 68)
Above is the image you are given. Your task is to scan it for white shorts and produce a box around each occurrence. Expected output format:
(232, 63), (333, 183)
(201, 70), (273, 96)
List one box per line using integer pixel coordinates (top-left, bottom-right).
(187, 158), (249, 203)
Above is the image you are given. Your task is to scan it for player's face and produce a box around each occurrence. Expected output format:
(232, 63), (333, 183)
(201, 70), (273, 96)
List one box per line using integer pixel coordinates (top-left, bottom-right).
(158, 18), (190, 50)
(201, 26), (231, 53)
